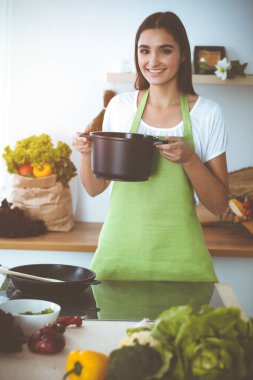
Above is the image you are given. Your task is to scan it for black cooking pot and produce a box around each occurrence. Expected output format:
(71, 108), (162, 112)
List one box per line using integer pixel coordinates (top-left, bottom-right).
(8, 264), (100, 297)
(80, 132), (167, 181)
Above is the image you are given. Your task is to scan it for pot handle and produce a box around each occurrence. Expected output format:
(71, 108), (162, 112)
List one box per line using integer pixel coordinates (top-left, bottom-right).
(87, 279), (101, 286)
(77, 132), (92, 140)
(153, 137), (169, 146)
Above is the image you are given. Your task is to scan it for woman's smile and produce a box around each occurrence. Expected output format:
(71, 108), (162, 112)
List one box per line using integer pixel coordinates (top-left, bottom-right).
(146, 68), (166, 75)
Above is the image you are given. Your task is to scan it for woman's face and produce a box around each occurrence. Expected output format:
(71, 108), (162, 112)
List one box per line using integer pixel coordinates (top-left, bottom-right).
(137, 27), (182, 87)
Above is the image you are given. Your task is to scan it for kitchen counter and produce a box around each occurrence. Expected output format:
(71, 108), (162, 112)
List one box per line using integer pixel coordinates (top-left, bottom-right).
(0, 282), (247, 380)
(1, 279), (242, 321)
(0, 221), (252, 257)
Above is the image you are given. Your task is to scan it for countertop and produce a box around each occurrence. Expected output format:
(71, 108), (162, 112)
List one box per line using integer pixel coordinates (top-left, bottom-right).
(0, 283), (247, 380)
(1, 279), (238, 321)
(0, 221), (252, 257)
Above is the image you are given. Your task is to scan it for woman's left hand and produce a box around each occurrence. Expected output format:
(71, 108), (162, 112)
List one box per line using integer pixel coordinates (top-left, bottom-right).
(156, 136), (195, 164)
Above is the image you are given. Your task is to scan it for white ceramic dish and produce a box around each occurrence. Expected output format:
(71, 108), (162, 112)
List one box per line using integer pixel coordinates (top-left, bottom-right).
(0, 299), (61, 336)
(0, 296), (8, 304)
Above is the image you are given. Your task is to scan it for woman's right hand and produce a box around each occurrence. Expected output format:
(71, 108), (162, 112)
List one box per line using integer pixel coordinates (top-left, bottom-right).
(72, 127), (92, 156)
(72, 127), (110, 196)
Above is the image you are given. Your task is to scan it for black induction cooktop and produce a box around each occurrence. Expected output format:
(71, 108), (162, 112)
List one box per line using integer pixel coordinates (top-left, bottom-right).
(0, 279), (225, 321)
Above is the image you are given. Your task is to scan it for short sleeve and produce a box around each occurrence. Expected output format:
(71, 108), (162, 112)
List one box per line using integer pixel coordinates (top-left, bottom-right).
(102, 96), (118, 132)
(204, 103), (228, 162)
(102, 92), (136, 133)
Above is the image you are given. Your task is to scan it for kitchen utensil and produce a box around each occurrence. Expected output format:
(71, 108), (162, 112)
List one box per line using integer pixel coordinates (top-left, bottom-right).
(7, 264), (100, 297)
(79, 131), (167, 181)
(0, 265), (64, 283)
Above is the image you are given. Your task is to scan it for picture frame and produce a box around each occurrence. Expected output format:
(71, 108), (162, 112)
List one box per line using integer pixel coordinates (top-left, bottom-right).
(194, 46), (225, 74)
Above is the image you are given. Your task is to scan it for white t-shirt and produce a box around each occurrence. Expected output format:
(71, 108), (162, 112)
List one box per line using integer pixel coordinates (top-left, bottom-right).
(102, 91), (228, 164)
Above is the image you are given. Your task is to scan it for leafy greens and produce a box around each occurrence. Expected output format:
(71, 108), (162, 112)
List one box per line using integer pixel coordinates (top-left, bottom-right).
(105, 305), (253, 380)
(2, 134), (77, 186)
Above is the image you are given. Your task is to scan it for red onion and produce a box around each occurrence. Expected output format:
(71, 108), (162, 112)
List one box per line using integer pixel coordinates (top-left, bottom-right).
(27, 326), (65, 354)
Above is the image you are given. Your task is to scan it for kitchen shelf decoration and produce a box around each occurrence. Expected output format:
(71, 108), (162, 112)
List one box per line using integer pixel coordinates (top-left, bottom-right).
(194, 45), (225, 75)
(107, 72), (253, 85)
(200, 57), (248, 81)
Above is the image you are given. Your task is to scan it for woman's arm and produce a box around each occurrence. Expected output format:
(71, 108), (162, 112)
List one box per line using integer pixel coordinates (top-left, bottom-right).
(156, 137), (229, 214)
(72, 130), (110, 197)
(183, 152), (229, 214)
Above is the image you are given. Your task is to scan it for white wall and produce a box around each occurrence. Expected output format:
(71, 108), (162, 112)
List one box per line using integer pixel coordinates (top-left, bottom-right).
(0, 0), (253, 222)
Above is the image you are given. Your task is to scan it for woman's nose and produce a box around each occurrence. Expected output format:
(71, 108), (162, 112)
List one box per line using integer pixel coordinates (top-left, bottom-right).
(149, 52), (159, 66)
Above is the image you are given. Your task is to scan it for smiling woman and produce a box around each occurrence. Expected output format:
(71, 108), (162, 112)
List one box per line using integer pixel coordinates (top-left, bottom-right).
(72, 11), (229, 283)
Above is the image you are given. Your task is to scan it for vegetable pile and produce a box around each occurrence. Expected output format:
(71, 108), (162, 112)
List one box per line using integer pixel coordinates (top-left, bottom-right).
(0, 198), (47, 237)
(229, 196), (253, 221)
(105, 305), (253, 380)
(0, 309), (26, 353)
(2, 134), (77, 186)
(0, 310), (84, 355)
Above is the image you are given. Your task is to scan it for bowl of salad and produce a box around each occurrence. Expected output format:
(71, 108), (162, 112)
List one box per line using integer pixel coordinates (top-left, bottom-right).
(0, 299), (61, 336)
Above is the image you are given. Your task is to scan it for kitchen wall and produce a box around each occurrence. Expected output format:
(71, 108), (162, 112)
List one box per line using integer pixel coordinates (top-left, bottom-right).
(0, 0), (253, 222)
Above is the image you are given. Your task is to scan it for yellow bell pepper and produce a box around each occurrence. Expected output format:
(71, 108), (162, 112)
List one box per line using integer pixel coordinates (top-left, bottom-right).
(63, 350), (108, 380)
(33, 163), (53, 178)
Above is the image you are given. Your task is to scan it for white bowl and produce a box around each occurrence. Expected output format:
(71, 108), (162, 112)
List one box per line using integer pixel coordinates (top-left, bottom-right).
(0, 299), (61, 336)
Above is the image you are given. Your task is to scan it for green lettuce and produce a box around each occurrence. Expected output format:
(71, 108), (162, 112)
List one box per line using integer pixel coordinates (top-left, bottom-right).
(2, 134), (76, 186)
(150, 305), (253, 380)
(105, 305), (253, 380)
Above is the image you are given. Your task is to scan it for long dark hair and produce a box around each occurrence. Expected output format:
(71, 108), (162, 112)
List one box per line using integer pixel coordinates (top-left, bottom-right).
(134, 12), (196, 95)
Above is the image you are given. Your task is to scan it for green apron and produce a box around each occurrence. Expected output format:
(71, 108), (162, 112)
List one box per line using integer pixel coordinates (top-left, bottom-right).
(91, 281), (214, 320)
(90, 90), (218, 282)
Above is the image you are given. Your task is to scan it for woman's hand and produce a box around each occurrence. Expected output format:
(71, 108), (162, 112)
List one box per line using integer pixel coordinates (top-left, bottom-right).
(72, 127), (110, 197)
(156, 136), (195, 164)
(72, 128), (92, 156)
(156, 136), (229, 214)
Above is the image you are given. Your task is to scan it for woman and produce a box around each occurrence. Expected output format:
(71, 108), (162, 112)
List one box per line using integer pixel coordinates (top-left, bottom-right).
(73, 12), (229, 282)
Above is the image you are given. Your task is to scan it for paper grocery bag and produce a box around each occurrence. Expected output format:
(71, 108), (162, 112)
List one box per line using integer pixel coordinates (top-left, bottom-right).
(11, 174), (74, 232)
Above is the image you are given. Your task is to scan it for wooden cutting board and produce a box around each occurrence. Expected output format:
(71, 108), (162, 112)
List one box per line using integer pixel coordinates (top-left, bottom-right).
(0, 320), (137, 380)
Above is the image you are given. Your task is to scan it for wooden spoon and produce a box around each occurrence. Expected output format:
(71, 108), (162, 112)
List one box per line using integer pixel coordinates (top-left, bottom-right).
(0, 266), (64, 283)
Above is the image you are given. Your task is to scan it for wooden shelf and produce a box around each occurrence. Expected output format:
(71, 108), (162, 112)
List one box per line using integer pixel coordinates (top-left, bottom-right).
(107, 72), (253, 86)
(0, 221), (252, 257)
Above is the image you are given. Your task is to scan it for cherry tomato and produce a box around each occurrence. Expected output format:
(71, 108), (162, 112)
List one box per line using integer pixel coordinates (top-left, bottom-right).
(244, 209), (253, 217)
(18, 164), (34, 177)
(243, 200), (252, 209)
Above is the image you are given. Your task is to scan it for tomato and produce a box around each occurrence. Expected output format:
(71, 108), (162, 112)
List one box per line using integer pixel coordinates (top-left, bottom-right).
(244, 209), (253, 217)
(243, 200), (251, 209)
(18, 164), (34, 177)
(33, 163), (53, 178)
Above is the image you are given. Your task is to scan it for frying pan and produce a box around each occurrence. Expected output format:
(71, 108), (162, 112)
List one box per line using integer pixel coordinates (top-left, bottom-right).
(7, 264), (100, 297)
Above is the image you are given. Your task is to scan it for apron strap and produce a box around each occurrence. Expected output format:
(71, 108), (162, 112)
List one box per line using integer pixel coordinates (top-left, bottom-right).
(180, 94), (195, 149)
(130, 89), (195, 150)
(130, 89), (149, 133)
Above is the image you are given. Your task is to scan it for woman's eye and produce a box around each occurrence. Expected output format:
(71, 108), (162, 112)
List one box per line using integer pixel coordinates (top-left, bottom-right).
(161, 49), (172, 54)
(139, 49), (150, 54)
